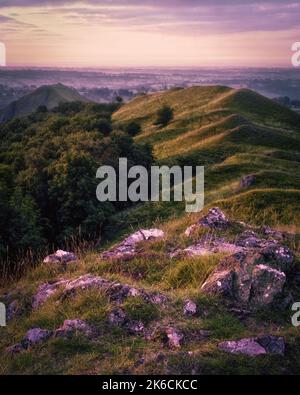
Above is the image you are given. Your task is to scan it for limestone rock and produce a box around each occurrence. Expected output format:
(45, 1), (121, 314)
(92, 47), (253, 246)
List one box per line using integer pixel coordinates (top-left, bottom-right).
(219, 336), (285, 357)
(22, 328), (53, 348)
(198, 207), (231, 229)
(109, 308), (127, 326)
(260, 243), (294, 273)
(201, 252), (286, 308)
(101, 229), (164, 261)
(250, 265), (286, 305)
(54, 319), (95, 339)
(184, 300), (197, 316)
(32, 279), (68, 309)
(166, 327), (184, 349)
(43, 250), (77, 265)
(256, 335), (285, 356)
(218, 338), (267, 356)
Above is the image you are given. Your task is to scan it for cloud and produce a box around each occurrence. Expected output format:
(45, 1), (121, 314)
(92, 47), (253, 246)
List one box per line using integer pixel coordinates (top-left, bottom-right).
(21, 1), (300, 35)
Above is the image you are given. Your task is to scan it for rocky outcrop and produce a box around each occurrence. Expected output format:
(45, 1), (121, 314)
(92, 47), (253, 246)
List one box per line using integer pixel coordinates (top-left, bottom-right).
(171, 238), (242, 258)
(201, 250), (288, 308)
(219, 335), (285, 357)
(185, 208), (231, 237)
(32, 279), (69, 309)
(43, 250), (77, 265)
(101, 229), (164, 261)
(32, 274), (167, 309)
(6, 328), (53, 353)
(6, 319), (95, 353)
(180, 208), (295, 309)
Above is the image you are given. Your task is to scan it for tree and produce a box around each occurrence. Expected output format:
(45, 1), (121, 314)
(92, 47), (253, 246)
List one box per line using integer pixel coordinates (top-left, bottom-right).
(154, 105), (174, 127)
(125, 121), (141, 137)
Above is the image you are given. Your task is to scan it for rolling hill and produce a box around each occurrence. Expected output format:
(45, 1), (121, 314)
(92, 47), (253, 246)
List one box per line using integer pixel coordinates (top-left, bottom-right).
(1, 86), (300, 375)
(113, 86), (300, 228)
(0, 83), (89, 123)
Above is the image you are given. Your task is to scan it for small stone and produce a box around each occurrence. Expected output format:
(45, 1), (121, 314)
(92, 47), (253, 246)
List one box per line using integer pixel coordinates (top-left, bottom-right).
(22, 328), (53, 348)
(6, 343), (24, 354)
(166, 327), (184, 349)
(239, 174), (256, 189)
(43, 250), (77, 264)
(7, 300), (22, 321)
(101, 229), (164, 261)
(126, 321), (145, 335)
(184, 300), (197, 316)
(256, 335), (285, 356)
(218, 338), (267, 357)
(109, 308), (127, 326)
(54, 319), (94, 338)
(198, 207), (230, 229)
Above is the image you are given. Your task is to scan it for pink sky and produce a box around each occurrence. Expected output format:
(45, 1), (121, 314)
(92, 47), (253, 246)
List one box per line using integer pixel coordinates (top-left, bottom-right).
(0, 1), (299, 67)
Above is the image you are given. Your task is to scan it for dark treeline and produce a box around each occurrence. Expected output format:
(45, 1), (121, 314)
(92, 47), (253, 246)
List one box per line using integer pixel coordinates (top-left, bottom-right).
(0, 101), (152, 270)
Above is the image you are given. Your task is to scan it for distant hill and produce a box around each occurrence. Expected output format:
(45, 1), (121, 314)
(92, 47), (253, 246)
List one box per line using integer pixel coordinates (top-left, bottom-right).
(0, 83), (89, 123)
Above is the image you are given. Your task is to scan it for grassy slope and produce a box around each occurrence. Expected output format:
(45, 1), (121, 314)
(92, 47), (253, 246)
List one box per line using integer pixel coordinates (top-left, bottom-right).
(1, 86), (300, 375)
(112, 86), (300, 232)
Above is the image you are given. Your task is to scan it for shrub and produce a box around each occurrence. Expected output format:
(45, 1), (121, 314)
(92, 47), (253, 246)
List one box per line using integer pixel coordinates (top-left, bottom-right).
(154, 105), (174, 127)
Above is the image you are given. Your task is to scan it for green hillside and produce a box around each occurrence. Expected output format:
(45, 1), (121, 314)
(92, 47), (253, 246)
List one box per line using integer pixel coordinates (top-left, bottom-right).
(113, 86), (300, 230)
(0, 83), (89, 123)
(1, 86), (300, 376)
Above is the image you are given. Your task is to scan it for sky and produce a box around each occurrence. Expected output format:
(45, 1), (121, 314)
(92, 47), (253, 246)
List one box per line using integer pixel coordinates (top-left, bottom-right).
(0, 0), (299, 68)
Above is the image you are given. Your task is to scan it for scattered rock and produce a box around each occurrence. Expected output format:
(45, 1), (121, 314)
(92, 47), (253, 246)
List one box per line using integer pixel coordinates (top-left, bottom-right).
(165, 327), (184, 349)
(33, 274), (167, 310)
(219, 336), (285, 357)
(172, 238), (242, 258)
(22, 328), (53, 348)
(6, 343), (25, 354)
(54, 319), (95, 339)
(256, 335), (285, 356)
(198, 207), (231, 229)
(218, 338), (267, 357)
(184, 300), (197, 316)
(32, 279), (68, 309)
(7, 300), (23, 321)
(101, 229), (164, 261)
(7, 319), (94, 353)
(239, 174), (256, 189)
(126, 320), (145, 335)
(109, 308), (127, 326)
(43, 250), (77, 265)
